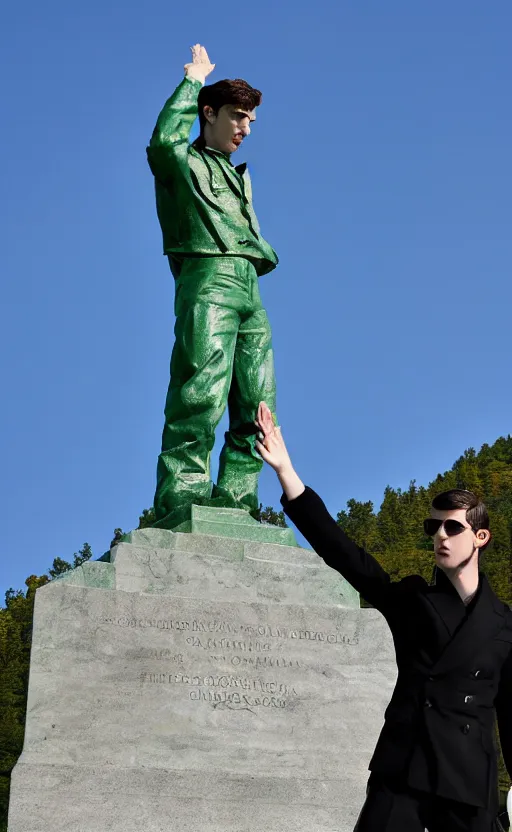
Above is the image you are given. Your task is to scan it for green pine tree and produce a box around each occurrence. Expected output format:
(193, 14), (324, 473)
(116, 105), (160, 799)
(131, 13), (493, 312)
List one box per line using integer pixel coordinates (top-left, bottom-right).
(0, 575), (49, 831)
(253, 504), (287, 527)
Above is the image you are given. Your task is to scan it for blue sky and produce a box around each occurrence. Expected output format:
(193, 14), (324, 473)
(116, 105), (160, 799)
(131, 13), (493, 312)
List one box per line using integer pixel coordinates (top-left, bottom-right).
(1, 1), (511, 598)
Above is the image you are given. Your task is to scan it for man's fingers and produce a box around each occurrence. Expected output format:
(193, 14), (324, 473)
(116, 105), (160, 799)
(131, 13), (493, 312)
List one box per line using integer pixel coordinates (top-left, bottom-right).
(260, 406), (274, 436)
(255, 440), (271, 462)
(256, 403), (271, 435)
(255, 421), (276, 449)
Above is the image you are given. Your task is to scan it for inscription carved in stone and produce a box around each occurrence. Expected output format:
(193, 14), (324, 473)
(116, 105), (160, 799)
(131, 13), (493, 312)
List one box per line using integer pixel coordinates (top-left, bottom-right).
(101, 616), (359, 646)
(140, 672), (297, 710)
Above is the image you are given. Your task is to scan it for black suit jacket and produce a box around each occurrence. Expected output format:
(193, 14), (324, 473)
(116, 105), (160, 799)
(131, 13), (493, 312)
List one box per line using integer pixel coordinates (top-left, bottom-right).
(282, 486), (512, 810)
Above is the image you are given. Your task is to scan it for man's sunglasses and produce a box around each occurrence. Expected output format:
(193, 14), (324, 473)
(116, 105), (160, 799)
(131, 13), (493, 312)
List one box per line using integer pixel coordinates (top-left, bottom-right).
(423, 518), (474, 537)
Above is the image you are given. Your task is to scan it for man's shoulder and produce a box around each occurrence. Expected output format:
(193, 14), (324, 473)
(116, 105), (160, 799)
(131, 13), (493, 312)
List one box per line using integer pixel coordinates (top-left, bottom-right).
(393, 573), (430, 593)
(497, 608), (512, 653)
(502, 602), (512, 628)
(481, 572), (512, 621)
(495, 594), (512, 619)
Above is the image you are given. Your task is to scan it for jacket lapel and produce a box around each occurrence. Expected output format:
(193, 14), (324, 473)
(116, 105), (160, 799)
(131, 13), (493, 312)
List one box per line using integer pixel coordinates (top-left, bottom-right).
(424, 568), (466, 639)
(222, 161), (245, 200)
(430, 573), (506, 675)
(204, 149), (245, 200)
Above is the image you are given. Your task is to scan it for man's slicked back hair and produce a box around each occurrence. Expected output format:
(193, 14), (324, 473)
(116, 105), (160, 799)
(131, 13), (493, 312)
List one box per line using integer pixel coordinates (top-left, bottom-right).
(432, 489), (490, 546)
(197, 79), (262, 134)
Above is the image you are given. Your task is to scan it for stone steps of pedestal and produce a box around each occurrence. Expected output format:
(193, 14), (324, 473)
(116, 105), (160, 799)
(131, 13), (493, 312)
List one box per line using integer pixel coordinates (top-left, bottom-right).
(173, 518), (297, 546)
(51, 528), (360, 608)
(120, 503), (298, 548)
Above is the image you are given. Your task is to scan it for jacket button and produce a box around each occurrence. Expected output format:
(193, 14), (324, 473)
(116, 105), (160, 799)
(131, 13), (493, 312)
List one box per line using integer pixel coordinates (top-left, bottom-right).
(424, 698), (432, 708)
(428, 676), (434, 682)
(464, 695), (474, 704)
(461, 724), (471, 734)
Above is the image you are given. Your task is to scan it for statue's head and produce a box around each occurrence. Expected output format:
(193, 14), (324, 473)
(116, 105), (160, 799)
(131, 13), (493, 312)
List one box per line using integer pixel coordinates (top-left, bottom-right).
(196, 79), (262, 155)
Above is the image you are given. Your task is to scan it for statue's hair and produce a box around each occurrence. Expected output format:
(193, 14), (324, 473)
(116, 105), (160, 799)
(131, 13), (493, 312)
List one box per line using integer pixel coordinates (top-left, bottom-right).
(197, 79), (262, 135)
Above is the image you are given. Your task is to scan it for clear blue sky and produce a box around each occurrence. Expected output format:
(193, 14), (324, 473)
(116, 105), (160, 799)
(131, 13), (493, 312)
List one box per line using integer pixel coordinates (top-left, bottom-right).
(1, 1), (511, 598)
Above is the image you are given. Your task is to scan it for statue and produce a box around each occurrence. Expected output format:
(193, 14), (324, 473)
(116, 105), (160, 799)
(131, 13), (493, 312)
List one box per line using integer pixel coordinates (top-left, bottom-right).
(147, 45), (279, 529)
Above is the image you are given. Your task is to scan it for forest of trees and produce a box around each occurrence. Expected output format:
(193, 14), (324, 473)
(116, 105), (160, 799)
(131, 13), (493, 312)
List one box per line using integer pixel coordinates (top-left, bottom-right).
(1, 436), (511, 828)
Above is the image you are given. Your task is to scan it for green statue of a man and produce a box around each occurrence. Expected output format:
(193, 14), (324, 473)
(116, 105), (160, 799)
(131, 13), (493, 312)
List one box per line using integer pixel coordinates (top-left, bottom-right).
(147, 44), (279, 529)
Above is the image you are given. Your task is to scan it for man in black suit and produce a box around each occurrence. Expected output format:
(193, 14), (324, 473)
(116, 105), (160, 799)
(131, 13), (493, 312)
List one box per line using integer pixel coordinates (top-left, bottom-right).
(255, 402), (512, 832)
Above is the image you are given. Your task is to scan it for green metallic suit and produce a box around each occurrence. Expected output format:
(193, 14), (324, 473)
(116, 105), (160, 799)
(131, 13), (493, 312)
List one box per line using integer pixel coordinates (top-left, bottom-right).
(147, 77), (278, 529)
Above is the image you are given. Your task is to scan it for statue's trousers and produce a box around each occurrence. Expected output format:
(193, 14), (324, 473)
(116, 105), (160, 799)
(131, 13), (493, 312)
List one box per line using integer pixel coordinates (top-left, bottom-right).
(154, 256), (276, 527)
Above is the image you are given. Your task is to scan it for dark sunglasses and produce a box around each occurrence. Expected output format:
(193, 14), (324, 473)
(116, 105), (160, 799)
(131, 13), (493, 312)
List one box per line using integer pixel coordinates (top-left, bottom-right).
(423, 518), (474, 537)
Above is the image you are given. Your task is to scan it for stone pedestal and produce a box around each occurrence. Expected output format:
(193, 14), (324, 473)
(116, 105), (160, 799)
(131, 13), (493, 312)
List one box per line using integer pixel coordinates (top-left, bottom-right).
(8, 511), (396, 831)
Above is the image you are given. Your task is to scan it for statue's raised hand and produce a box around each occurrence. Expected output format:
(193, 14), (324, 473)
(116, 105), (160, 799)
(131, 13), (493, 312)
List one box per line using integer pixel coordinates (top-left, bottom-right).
(184, 44), (215, 84)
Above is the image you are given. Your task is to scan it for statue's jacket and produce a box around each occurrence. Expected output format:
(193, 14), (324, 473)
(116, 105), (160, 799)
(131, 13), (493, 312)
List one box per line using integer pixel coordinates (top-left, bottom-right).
(146, 77), (278, 278)
(282, 486), (512, 813)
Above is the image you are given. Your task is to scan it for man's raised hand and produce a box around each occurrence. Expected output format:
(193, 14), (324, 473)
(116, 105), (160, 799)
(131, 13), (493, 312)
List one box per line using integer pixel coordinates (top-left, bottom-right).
(255, 402), (305, 501)
(184, 44), (215, 85)
(255, 402), (291, 474)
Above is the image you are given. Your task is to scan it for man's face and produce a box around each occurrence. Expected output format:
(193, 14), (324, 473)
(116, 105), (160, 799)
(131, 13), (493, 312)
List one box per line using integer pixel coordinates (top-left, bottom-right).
(429, 507), (481, 571)
(203, 104), (256, 154)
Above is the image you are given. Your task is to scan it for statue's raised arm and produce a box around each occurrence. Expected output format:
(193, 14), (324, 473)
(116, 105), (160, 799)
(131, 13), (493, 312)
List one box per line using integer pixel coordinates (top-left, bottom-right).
(147, 44), (214, 183)
(147, 45), (279, 531)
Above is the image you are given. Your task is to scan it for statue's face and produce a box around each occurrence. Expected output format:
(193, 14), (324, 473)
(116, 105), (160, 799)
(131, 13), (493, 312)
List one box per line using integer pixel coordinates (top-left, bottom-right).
(203, 104), (256, 154)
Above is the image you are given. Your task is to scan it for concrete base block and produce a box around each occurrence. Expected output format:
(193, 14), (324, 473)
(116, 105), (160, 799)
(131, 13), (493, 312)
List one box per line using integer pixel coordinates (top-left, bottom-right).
(8, 530), (395, 831)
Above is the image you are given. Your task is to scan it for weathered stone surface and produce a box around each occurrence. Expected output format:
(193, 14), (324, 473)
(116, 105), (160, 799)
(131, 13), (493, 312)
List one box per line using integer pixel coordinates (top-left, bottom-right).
(56, 528), (360, 608)
(153, 503), (298, 547)
(8, 531), (395, 831)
